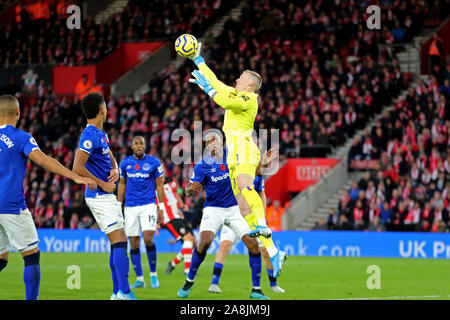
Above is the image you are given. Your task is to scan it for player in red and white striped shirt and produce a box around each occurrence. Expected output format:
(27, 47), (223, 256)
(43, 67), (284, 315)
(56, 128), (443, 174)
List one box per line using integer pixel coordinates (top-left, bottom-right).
(156, 175), (197, 276)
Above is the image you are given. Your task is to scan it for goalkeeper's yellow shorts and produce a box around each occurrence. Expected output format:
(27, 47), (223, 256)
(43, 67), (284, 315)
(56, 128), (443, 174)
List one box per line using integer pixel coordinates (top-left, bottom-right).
(226, 136), (260, 196)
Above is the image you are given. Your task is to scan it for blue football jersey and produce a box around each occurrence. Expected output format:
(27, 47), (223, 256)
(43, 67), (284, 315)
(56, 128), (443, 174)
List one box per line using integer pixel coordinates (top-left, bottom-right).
(190, 152), (238, 209)
(0, 125), (40, 214)
(119, 155), (163, 207)
(78, 125), (112, 198)
(253, 175), (265, 193)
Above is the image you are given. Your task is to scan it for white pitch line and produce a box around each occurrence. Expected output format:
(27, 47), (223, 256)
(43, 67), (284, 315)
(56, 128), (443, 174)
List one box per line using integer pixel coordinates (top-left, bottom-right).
(332, 294), (450, 300)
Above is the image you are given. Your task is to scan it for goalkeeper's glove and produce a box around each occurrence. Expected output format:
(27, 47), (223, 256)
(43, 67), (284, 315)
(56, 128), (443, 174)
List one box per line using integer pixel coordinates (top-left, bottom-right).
(189, 70), (216, 97)
(189, 42), (205, 65)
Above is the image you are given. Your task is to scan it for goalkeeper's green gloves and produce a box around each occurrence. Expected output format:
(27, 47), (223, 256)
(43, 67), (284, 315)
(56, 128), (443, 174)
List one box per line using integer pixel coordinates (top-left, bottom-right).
(189, 70), (216, 97)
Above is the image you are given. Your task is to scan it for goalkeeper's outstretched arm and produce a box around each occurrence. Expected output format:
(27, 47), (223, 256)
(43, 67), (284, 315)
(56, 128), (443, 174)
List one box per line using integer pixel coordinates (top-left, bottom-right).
(190, 69), (248, 113)
(190, 42), (233, 94)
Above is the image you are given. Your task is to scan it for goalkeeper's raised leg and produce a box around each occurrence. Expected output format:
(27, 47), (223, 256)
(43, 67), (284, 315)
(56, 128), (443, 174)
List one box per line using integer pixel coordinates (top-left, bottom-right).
(187, 42), (287, 277)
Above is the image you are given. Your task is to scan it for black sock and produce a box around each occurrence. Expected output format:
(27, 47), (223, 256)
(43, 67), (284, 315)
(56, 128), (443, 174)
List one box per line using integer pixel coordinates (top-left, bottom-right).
(183, 278), (194, 290)
(0, 259), (7, 272)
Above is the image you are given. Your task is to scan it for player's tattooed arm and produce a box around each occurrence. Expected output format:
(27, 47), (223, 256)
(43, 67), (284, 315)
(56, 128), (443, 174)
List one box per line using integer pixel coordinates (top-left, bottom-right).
(185, 181), (202, 197)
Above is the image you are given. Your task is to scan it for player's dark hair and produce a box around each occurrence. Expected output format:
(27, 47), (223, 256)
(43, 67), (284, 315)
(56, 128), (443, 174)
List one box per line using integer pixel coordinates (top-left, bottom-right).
(81, 92), (104, 119)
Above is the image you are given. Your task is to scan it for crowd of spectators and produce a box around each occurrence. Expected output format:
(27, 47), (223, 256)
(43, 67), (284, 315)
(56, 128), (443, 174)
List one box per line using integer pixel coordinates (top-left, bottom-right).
(0, 0), (233, 66)
(335, 63), (450, 233)
(4, 0), (443, 230)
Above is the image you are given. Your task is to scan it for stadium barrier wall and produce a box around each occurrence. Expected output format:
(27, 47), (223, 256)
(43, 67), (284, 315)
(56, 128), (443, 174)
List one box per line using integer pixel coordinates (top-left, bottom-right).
(111, 43), (171, 98)
(35, 229), (450, 259)
(283, 159), (347, 229)
(265, 158), (340, 205)
(53, 42), (165, 95)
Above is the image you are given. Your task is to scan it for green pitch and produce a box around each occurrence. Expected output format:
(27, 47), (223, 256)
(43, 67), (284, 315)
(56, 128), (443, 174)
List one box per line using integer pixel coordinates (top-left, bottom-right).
(1, 252), (449, 300)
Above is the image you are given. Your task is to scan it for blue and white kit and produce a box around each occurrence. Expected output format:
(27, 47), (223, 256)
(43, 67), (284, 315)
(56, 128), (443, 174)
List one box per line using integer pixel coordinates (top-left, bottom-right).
(119, 154), (163, 236)
(190, 150), (251, 240)
(0, 125), (40, 253)
(78, 124), (123, 234)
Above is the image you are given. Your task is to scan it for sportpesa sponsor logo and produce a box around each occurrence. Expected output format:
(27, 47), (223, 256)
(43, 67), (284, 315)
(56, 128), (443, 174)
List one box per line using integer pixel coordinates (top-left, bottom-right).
(127, 172), (150, 178)
(211, 173), (229, 182)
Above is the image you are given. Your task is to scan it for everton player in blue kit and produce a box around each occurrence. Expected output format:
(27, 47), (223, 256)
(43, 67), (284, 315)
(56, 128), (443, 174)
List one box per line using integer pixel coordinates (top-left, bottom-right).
(0, 95), (96, 300)
(73, 92), (137, 300)
(177, 132), (269, 300)
(117, 135), (165, 289)
(210, 158), (285, 294)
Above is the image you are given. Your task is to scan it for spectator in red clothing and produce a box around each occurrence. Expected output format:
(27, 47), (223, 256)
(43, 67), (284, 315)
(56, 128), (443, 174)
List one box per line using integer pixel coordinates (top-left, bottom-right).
(384, 163), (399, 183)
(69, 213), (78, 229)
(420, 202), (434, 232)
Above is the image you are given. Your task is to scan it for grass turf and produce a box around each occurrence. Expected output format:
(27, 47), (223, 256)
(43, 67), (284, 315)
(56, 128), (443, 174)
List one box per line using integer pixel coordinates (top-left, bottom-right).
(0, 252), (449, 300)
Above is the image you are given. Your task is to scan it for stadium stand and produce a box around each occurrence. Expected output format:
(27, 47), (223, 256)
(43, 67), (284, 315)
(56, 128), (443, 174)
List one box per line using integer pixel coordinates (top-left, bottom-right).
(343, 63), (450, 233)
(0, 0), (236, 66)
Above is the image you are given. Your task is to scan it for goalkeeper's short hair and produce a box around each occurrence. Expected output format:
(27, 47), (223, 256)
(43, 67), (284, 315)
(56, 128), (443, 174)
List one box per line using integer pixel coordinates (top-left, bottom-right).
(244, 70), (262, 92)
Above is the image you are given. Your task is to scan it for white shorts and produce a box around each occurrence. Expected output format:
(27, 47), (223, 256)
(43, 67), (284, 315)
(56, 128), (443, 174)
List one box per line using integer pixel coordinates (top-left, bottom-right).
(199, 205), (251, 240)
(124, 203), (157, 237)
(0, 209), (39, 254)
(85, 194), (124, 234)
(219, 225), (264, 247)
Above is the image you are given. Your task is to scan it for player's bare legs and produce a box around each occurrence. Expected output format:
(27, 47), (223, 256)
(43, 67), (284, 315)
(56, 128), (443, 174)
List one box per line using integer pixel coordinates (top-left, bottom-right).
(107, 228), (127, 244)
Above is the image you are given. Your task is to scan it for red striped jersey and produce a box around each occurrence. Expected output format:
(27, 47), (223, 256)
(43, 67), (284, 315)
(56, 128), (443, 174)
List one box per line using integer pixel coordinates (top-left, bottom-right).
(156, 180), (184, 224)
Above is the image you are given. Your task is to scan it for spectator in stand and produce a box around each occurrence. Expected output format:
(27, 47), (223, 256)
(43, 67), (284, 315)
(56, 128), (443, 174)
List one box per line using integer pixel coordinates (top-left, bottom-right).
(349, 181), (359, 202)
(419, 202), (434, 232)
(428, 33), (443, 70)
(77, 214), (94, 229)
(312, 218), (327, 231)
(353, 200), (368, 230)
(69, 213), (78, 229)
(75, 74), (92, 99)
(379, 201), (392, 228)
(336, 214), (353, 231)
(368, 216), (384, 232)
(327, 207), (338, 230)
(266, 200), (285, 232)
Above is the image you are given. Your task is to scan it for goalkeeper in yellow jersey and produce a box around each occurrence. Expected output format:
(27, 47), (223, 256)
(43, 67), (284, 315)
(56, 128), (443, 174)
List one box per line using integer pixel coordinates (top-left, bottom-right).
(187, 43), (286, 277)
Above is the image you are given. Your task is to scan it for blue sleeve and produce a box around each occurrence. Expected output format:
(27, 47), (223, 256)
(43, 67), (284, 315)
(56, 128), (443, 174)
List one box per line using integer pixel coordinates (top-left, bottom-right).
(190, 163), (206, 184)
(254, 176), (265, 193)
(78, 131), (96, 155)
(154, 158), (164, 178)
(22, 133), (40, 157)
(119, 159), (127, 179)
